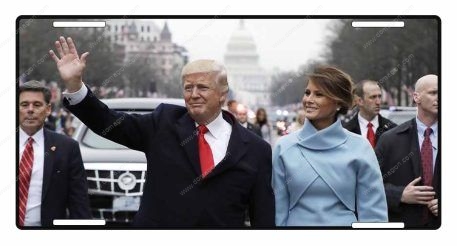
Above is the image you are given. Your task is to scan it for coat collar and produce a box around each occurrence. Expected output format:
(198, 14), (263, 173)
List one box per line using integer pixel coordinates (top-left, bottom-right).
(204, 111), (249, 180)
(290, 120), (354, 211)
(395, 117), (417, 134)
(203, 111), (249, 181)
(175, 113), (201, 176)
(297, 119), (347, 150)
(395, 118), (422, 178)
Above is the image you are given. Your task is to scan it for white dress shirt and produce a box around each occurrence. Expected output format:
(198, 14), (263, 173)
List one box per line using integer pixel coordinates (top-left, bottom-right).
(197, 112), (232, 166)
(358, 114), (379, 139)
(416, 117), (438, 171)
(19, 127), (44, 226)
(63, 83), (233, 165)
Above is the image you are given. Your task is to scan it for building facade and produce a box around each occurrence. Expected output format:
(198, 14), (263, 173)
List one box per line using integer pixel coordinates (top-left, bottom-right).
(105, 20), (188, 96)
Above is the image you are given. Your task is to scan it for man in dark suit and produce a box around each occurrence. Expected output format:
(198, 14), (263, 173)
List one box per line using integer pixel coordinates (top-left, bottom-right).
(49, 36), (274, 227)
(236, 103), (262, 138)
(375, 74), (439, 228)
(344, 80), (397, 147)
(18, 81), (91, 227)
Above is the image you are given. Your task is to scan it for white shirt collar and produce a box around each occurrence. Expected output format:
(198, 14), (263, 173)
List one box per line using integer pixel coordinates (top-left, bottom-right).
(19, 127), (44, 147)
(416, 117), (438, 137)
(358, 113), (379, 129)
(197, 111), (228, 140)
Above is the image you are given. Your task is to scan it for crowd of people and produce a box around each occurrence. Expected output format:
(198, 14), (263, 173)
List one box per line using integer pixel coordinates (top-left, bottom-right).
(43, 107), (80, 136)
(17, 36), (439, 228)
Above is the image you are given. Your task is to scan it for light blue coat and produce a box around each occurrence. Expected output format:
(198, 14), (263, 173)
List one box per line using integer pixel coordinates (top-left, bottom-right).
(272, 119), (388, 226)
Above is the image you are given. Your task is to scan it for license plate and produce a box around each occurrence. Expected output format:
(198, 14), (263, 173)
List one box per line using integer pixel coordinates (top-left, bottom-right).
(112, 196), (140, 211)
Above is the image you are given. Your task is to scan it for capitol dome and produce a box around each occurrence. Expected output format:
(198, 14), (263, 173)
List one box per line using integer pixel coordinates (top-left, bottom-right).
(224, 20), (259, 65)
(223, 20), (271, 108)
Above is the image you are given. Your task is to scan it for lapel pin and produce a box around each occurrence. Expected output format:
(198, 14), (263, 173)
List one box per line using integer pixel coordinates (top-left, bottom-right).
(51, 146), (56, 151)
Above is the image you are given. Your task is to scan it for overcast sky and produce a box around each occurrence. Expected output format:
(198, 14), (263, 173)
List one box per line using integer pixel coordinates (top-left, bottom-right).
(153, 19), (334, 71)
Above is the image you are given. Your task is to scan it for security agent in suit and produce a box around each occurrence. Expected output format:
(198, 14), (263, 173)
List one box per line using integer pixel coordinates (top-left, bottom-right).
(49, 36), (274, 227)
(344, 80), (397, 147)
(18, 81), (91, 227)
(236, 104), (262, 138)
(375, 75), (439, 228)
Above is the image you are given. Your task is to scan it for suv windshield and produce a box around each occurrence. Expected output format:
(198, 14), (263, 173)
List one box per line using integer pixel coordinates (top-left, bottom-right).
(82, 128), (128, 149)
(80, 110), (151, 150)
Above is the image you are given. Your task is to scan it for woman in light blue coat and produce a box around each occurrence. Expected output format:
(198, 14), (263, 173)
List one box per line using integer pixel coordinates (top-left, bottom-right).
(272, 66), (388, 226)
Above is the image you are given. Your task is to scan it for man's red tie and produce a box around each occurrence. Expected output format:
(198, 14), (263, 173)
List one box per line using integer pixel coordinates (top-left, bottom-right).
(367, 122), (376, 148)
(19, 137), (34, 226)
(421, 128), (434, 186)
(421, 127), (434, 224)
(197, 125), (214, 177)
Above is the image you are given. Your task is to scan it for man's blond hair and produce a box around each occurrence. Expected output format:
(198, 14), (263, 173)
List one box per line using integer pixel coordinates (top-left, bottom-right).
(181, 59), (229, 93)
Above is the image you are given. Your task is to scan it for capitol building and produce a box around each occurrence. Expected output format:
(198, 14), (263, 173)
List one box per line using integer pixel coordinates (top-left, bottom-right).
(224, 20), (272, 108)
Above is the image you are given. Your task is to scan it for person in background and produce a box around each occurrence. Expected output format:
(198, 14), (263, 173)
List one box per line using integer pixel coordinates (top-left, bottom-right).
(344, 80), (397, 148)
(255, 108), (272, 144)
(272, 66), (388, 226)
(54, 108), (67, 134)
(44, 114), (57, 131)
(236, 104), (262, 138)
(375, 74), (440, 228)
(18, 80), (91, 227)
